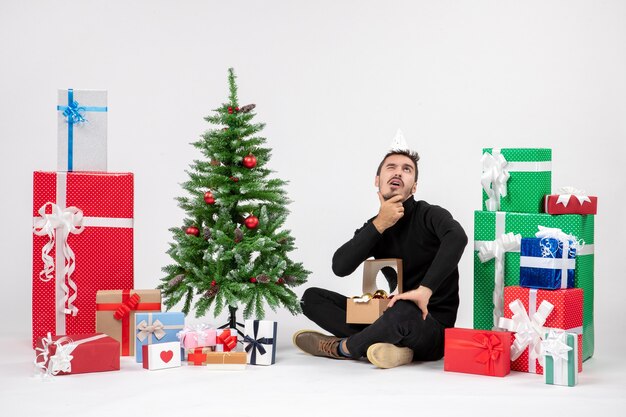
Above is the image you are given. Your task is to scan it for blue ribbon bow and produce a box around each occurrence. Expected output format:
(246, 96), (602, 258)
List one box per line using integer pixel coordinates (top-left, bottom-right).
(56, 89), (107, 171)
(244, 321), (275, 365)
(61, 99), (87, 124)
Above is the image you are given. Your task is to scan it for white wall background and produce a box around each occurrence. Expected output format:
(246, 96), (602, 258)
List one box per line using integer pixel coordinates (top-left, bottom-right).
(1, 0), (624, 356)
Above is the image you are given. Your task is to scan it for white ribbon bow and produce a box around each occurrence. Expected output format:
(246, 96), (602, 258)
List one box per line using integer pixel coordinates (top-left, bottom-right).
(536, 225), (583, 256)
(136, 319), (166, 342)
(535, 225), (577, 245)
(542, 329), (574, 382)
(48, 343), (77, 375)
(556, 186), (592, 207)
(535, 226), (578, 289)
(499, 299), (554, 369)
(32, 202), (85, 316)
(481, 149), (510, 211)
(177, 323), (213, 345)
(542, 329), (573, 362)
(34, 333), (77, 377)
(478, 232), (521, 329)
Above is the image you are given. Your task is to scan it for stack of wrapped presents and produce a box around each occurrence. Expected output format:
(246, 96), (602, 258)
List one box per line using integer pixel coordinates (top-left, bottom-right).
(444, 148), (597, 387)
(32, 89), (277, 377)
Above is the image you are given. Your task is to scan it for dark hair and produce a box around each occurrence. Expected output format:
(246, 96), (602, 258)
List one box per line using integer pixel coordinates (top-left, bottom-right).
(376, 150), (420, 181)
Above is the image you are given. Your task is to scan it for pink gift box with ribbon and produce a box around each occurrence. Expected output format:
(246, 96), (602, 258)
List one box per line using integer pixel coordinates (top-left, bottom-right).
(177, 324), (217, 349)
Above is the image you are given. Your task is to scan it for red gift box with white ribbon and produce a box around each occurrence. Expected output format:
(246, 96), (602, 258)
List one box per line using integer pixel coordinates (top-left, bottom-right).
(544, 187), (597, 215)
(32, 171), (134, 348)
(499, 286), (583, 375)
(34, 333), (120, 376)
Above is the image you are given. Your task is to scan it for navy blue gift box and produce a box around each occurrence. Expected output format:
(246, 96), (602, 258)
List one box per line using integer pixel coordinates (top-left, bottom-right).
(519, 237), (576, 290)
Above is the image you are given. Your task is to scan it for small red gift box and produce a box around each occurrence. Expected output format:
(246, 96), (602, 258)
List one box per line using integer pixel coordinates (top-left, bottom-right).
(544, 189), (597, 215)
(34, 333), (120, 376)
(444, 328), (512, 377)
(32, 171), (134, 348)
(215, 328), (238, 352)
(501, 286), (583, 374)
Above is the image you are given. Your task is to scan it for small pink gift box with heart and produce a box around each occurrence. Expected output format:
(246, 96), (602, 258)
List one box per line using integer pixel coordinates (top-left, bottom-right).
(142, 341), (181, 370)
(177, 324), (217, 349)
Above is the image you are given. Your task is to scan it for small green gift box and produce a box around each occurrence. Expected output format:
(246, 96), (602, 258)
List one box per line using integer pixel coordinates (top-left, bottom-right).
(481, 148), (552, 213)
(543, 330), (579, 387)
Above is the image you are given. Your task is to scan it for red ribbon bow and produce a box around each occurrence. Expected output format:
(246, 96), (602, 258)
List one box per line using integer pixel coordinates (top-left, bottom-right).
(447, 332), (504, 376)
(216, 330), (237, 352)
(113, 293), (141, 320)
(471, 333), (503, 375)
(96, 290), (161, 356)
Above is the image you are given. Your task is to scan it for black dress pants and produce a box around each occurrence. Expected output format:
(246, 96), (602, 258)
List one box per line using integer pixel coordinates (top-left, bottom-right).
(301, 287), (446, 360)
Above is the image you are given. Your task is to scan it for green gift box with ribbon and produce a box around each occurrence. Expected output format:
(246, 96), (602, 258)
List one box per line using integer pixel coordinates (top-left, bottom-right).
(473, 210), (595, 360)
(543, 330), (579, 387)
(482, 148), (552, 213)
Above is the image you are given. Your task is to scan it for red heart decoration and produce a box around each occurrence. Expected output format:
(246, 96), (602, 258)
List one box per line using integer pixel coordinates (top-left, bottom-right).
(160, 350), (174, 363)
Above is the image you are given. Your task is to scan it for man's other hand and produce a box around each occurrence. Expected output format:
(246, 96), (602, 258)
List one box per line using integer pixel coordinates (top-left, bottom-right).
(372, 192), (404, 233)
(387, 285), (433, 320)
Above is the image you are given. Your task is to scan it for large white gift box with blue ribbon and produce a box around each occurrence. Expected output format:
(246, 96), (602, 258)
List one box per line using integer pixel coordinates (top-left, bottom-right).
(57, 89), (107, 172)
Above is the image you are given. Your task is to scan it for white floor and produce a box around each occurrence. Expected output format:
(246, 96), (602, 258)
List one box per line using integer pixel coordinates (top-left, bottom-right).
(1, 328), (625, 417)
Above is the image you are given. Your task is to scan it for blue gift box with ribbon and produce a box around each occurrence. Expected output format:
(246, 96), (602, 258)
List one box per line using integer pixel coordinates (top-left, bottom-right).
(520, 237), (576, 290)
(135, 312), (185, 362)
(57, 89), (108, 172)
(243, 320), (277, 366)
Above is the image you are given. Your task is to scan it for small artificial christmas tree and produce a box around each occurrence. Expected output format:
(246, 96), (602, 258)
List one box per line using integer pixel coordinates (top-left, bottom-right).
(159, 68), (309, 323)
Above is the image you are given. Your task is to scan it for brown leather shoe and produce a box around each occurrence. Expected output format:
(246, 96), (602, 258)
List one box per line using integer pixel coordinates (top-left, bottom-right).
(366, 343), (414, 369)
(292, 330), (346, 359)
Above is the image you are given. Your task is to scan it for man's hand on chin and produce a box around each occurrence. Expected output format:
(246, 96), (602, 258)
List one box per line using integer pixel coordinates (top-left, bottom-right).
(372, 192), (405, 233)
